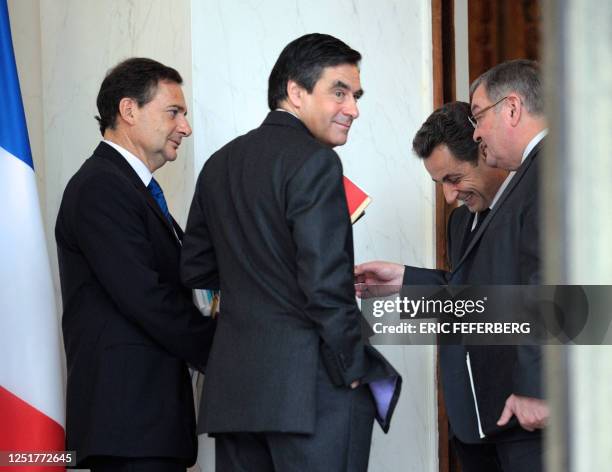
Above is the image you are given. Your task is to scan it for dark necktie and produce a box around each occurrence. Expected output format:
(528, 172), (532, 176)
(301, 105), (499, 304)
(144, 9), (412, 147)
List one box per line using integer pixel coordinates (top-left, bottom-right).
(473, 208), (490, 233)
(462, 208), (490, 255)
(148, 178), (172, 224)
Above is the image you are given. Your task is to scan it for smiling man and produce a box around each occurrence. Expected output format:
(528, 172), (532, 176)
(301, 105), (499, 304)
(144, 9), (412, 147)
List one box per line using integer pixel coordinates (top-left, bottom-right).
(357, 82), (548, 470)
(355, 102), (508, 286)
(415, 102), (508, 214)
(181, 34), (400, 472)
(55, 58), (216, 472)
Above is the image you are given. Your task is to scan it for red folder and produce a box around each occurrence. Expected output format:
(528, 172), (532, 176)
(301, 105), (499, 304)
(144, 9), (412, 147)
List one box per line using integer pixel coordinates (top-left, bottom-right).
(343, 176), (372, 224)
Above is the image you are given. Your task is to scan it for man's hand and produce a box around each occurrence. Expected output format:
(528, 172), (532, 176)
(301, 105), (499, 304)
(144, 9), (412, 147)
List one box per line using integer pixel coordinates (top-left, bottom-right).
(354, 261), (405, 298)
(497, 394), (549, 431)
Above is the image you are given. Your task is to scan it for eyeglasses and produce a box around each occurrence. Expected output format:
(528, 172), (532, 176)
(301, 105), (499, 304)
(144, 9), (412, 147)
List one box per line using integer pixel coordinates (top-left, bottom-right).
(468, 96), (508, 128)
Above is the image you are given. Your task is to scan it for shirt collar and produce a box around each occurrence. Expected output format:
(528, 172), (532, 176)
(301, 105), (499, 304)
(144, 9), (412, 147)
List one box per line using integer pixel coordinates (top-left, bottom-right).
(489, 170), (514, 211)
(103, 140), (153, 186)
(521, 128), (548, 163)
(275, 107), (300, 120)
(489, 128), (547, 211)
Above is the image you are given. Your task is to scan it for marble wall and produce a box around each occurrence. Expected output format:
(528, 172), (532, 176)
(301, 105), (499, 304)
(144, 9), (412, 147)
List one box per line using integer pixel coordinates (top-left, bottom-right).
(8, 0), (438, 470)
(191, 1), (438, 470)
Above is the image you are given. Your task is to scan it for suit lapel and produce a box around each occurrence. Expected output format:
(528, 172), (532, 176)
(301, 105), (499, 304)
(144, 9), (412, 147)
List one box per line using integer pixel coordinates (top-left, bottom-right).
(172, 219), (184, 242)
(458, 212), (476, 260)
(449, 208), (475, 267)
(453, 140), (543, 271)
(93, 142), (181, 244)
(139, 185), (182, 244)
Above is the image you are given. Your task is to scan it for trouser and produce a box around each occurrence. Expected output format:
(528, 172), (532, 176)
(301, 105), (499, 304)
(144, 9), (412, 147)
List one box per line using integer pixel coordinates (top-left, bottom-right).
(452, 435), (543, 472)
(216, 377), (376, 472)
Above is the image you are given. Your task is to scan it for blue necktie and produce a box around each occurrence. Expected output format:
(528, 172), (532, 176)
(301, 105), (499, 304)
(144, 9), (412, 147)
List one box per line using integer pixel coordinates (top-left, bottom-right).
(148, 178), (172, 224)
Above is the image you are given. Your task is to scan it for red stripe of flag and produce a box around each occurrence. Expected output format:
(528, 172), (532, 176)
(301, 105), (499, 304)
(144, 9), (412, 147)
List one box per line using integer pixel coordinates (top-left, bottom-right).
(0, 386), (64, 471)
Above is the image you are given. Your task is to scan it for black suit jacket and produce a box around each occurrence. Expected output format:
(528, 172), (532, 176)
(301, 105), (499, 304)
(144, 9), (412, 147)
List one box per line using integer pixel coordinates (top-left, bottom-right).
(181, 111), (400, 434)
(404, 141), (543, 443)
(55, 142), (215, 467)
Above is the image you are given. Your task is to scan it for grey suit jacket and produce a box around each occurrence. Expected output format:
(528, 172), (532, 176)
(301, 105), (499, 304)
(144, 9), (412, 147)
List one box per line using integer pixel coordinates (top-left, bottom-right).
(181, 111), (400, 435)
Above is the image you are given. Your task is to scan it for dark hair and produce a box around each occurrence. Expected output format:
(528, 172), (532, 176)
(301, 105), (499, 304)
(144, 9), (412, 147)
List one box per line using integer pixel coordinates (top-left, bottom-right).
(469, 59), (543, 115)
(412, 101), (479, 163)
(267, 33), (361, 110)
(95, 57), (183, 135)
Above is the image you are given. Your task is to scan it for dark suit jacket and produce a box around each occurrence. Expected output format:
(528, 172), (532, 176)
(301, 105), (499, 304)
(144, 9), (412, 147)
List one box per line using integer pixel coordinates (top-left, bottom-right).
(55, 142), (215, 468)
(404, 140), (543, 443)
(181, 111), (400, 435)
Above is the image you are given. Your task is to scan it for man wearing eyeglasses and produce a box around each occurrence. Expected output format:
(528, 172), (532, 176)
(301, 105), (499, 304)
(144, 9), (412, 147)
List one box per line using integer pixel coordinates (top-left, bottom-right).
(356, 60), (548, 472)
(470, 59), (548, 172)
(465, 59), (548, 470)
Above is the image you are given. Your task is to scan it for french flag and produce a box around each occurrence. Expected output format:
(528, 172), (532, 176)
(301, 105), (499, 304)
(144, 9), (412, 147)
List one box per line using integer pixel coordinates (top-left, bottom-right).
(0, 1), (65, 468)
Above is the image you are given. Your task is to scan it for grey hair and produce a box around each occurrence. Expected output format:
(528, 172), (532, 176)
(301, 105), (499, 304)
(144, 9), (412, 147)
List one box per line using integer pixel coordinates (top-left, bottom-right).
(469, 59), (544, 116)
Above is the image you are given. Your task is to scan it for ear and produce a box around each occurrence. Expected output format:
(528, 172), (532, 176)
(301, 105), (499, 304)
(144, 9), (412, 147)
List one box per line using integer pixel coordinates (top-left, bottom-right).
(286, 80), (305, 109)
(507, 94), (522, 127)
(118, 97), (138, 125)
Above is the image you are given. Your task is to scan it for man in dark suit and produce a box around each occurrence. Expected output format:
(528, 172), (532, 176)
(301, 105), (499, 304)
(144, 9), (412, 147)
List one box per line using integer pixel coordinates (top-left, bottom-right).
(356, 60), (548, 472)
(181, 34), (400, 472)
(55, 58), (216, 472)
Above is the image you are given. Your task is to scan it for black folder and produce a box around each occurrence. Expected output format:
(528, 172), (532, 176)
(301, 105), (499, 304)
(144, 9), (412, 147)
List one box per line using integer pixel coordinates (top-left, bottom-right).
(466, 345), (519, 437)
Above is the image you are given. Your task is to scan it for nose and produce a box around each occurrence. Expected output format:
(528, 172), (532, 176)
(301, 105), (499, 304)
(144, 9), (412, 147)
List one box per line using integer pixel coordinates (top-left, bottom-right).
(344, 95), (359, 120)
(178, 115), (192, 137)
(442, 182), (458, 204)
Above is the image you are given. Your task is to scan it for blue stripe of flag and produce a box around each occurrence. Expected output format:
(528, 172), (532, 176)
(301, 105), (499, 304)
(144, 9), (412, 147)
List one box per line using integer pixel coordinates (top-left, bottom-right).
(0, 0), (33, 169)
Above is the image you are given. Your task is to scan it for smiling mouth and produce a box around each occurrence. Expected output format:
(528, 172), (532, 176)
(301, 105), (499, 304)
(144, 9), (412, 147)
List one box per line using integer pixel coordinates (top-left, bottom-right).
(459, 193), (475, 206)
(169, 139), (181, 148)
(334, 121), (351, 130)
(480, 143), (488, 158)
